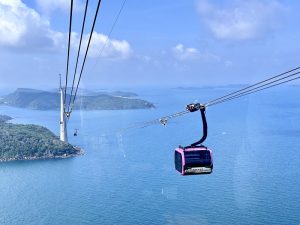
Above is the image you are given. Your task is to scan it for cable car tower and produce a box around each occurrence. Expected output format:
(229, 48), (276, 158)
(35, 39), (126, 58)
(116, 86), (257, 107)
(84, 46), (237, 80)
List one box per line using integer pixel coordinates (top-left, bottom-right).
(59, 74), (68, 142)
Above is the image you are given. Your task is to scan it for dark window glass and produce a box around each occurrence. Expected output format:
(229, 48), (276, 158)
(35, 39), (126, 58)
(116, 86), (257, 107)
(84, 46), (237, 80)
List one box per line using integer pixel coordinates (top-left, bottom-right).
(184, 150), (212, 167)
(175, 151), (182, 172)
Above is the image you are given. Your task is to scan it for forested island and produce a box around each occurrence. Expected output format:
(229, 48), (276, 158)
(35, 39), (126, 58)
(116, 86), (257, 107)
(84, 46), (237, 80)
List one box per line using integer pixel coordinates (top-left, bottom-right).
(0, 115), (83, 162)
(0, 88), (155, 110)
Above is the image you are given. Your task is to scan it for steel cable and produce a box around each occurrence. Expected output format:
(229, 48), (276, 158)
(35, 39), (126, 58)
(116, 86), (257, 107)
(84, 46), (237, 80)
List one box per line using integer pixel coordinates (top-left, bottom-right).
(67, 0), (89, 113)
(64, 0), (74, 105)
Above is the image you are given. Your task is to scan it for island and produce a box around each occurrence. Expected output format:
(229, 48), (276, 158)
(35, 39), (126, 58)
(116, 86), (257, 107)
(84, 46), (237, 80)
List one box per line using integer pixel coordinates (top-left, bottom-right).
(0, 115), (83, 162)
(0, 88), (155, 110)
(0, 115), (12, 123)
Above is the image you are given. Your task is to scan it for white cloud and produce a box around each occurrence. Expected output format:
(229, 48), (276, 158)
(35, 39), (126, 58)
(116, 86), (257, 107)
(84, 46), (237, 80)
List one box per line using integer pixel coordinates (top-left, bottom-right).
(36, 0), (84, 13)
(172, 44), (199, 60)
(71, 32), (132, 59)
(0, 0), (132, 59)
(225, 60), (233, 67)
(196, 0), (287, 40)
(0, 0), (63, 50)
(171, 44), (221, 63)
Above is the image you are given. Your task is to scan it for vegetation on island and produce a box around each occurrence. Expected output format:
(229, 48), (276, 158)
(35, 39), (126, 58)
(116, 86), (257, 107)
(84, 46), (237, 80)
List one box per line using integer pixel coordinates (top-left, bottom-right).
(0, 88), (155, 110)
(0, 115), (82, 162)
(0, 115), (12, 123)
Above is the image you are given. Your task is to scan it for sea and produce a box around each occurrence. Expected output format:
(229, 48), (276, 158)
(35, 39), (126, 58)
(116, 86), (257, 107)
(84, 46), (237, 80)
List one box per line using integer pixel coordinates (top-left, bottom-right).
(0, 86), (299, 225)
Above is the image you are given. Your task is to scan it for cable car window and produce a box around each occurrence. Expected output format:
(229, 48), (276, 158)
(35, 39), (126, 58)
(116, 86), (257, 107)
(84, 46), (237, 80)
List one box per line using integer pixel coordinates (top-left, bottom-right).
(175, 151), (182, 173)
(185, 150), (212, 167)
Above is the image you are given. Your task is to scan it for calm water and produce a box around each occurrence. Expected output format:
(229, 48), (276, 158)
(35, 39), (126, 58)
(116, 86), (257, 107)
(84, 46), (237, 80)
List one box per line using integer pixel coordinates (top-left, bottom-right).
(0, 87), (300, 225)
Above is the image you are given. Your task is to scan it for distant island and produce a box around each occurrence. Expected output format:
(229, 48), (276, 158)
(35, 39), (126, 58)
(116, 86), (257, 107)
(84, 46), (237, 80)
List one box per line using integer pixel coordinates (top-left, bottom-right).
(0, 88), (155, 110)
(0, 115), (83, 162)
(174, 84), (248, 90)
(0, 115), (12, 123)
(52, 87), (139, 98)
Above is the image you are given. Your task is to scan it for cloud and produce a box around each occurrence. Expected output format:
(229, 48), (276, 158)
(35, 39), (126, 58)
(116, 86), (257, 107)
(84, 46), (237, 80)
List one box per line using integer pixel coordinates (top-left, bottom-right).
(171, 44), (221, 63)
(36, 0), (84, 13)
(0, 0), (63, 50)
(172, 44), (199, 60)
(71, 32), (132, 59)
(225, 60), (233, 67)
(196, 0), (287, 40)
(0, 0), (132, 59)
(169, 44), (224, 72)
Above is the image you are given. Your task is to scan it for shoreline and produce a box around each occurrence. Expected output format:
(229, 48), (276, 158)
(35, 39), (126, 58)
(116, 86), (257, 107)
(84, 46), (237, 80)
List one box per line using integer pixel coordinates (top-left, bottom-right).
(0, 146), (84, 163)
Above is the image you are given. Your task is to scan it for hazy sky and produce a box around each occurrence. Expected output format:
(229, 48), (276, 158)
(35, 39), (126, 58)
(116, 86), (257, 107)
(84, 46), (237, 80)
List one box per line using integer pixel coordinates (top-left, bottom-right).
(0, 0), (300, 89)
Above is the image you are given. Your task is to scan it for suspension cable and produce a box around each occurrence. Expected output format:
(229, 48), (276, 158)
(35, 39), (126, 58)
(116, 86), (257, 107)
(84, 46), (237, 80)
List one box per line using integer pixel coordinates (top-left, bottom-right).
(67, 0), (89, 113)
(92, 0), (127, 68)
(205, 69), (300, 107)
(205, 66), (300, 107)
(64, 0), (74, 105)
(66, 0), (127, 115)
(70, 0), (102, 111)
(109, 67), (300, 133)
(207, 74), (300, 107)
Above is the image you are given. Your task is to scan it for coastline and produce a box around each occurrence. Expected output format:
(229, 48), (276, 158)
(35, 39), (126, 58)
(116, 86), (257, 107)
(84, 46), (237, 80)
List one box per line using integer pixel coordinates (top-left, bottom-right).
(0, 146), (84, 163)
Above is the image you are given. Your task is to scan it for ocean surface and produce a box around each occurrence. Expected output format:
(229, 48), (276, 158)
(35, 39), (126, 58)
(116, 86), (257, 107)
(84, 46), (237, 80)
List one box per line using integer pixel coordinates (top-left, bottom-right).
(0, 86), (300, 225)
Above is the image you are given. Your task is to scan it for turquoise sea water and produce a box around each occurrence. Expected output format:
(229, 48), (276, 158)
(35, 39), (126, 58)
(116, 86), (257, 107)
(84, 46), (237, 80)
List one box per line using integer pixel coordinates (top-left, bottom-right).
(0, 86), (300, 225)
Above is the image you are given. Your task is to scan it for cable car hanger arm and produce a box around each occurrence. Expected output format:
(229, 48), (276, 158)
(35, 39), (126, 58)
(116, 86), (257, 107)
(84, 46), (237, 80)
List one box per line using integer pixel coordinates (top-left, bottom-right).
(185, 103), (207, 148)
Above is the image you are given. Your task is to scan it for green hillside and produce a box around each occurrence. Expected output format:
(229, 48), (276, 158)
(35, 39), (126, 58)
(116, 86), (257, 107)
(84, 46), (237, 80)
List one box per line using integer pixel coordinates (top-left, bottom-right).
(0, 88), (155, 110)
(0, 116), (82, 162)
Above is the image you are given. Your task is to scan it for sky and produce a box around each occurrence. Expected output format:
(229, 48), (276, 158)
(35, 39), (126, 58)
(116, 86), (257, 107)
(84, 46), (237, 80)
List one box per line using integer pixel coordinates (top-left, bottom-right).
(0, 0), (300, 89)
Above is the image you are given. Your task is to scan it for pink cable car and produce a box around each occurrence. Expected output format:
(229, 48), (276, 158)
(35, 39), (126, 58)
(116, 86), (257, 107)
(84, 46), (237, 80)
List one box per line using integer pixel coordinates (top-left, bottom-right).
(174, 103), (213, 175)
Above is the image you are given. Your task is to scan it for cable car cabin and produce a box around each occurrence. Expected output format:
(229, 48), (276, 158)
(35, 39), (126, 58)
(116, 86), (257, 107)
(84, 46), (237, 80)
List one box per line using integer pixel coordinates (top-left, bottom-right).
(173, 103), (213, 175)
(175, 146), (213, 175)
